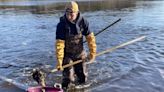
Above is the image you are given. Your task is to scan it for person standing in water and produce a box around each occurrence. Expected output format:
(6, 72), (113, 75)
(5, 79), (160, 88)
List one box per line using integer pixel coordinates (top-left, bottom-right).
(55, 1), (97, 90)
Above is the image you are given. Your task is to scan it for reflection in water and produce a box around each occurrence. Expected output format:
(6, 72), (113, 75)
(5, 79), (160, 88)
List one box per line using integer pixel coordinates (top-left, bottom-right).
(0, 0), (136, 14)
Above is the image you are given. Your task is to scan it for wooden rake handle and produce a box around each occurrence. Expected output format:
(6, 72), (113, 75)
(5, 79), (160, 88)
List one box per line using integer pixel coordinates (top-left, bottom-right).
(51, 36), (146, 73)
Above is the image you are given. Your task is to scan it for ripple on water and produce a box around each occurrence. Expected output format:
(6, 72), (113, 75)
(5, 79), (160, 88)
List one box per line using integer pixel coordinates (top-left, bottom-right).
(156, 68), (164, 79)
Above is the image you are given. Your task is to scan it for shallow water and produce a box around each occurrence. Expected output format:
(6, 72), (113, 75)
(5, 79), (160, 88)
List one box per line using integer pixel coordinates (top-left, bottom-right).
(0, 0), (164, 92)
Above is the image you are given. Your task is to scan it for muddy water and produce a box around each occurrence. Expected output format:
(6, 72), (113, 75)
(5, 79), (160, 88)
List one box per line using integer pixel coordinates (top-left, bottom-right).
(0, 0), (164, 92)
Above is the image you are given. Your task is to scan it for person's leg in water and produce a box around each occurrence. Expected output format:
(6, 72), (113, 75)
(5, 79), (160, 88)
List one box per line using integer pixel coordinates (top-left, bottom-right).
(74, 59), (88, 85)
(62, 57), (75, 90)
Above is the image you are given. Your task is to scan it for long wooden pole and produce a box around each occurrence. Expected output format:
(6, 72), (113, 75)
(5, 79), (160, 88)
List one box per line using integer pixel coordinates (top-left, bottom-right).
(51, 36), (146, 73)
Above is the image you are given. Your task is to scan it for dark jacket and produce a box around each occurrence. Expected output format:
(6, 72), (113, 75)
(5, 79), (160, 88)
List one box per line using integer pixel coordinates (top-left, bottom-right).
(56, 13), (91, 40)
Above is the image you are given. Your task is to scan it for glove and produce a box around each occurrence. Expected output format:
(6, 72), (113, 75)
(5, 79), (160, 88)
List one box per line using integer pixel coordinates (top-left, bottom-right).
(86, 32), (97, 63)
(56, 40), (65, 70)
(56, 60), (63, 71)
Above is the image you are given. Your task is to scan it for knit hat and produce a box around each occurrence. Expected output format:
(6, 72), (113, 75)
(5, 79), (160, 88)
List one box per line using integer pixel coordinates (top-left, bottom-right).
(65, 1), (79, 13)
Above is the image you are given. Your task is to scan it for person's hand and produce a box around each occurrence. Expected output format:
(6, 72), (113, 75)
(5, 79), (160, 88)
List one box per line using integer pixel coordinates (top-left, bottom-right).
(56, 63), (63, 71)
(88, 54), (96, 64)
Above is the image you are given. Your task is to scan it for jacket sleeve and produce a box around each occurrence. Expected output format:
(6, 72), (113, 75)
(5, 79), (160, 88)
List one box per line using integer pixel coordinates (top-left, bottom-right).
(56, 22), (66, 40)
(82, 17), (91, 36)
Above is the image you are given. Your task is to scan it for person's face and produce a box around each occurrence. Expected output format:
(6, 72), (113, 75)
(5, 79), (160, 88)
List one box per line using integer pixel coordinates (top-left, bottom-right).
(66, 10), (78, 22)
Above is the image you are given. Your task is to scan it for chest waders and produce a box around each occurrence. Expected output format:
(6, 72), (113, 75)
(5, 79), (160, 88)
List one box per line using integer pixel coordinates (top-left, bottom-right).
(62, 20), (88, 89)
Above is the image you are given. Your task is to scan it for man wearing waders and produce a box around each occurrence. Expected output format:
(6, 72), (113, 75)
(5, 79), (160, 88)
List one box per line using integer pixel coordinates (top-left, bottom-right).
(55, 1), (97, 90)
